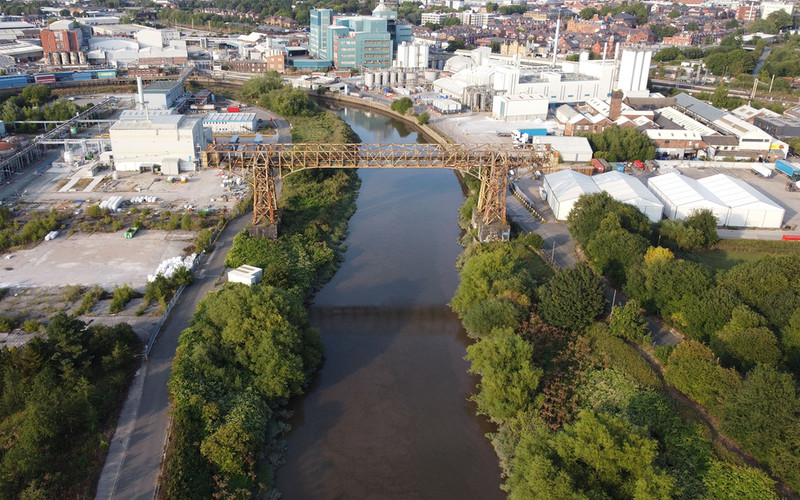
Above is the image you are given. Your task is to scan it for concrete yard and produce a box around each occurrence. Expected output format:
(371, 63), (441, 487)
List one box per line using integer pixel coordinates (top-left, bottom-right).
(0, 230), (195, 291)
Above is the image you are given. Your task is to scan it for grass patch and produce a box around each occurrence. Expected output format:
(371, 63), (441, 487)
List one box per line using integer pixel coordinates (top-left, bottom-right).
(694, 250), (773, 274)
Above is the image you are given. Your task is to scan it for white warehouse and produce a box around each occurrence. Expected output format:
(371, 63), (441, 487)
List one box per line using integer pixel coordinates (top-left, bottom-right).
(109, 115), (205, 173)
(697, 174), (785, 228)
(543, 169), (601, 220)
(202, 112), (258, 133)
(647, 173), (729, 225)
(593, 171), (664, 223)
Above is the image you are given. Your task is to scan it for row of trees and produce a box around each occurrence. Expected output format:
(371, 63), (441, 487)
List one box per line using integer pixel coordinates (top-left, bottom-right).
(2, 86), (89, 133)
(163, 76), (363, 498)
(452, 220), (780, 497)
(580, 127), (657, 162)
(578, 2), (649, 27)
(566, 192), (800, 492)
(0, 315), (140, 498)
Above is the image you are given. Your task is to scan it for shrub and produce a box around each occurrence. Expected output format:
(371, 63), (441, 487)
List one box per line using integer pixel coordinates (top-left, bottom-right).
(109, 284), (134, 314)
(538, 262), (606, 331)
(417, 111), (430, 125)
(194, 229), (213, 254)
(21, 319), (40, 333)
(74, 285), (104, 316)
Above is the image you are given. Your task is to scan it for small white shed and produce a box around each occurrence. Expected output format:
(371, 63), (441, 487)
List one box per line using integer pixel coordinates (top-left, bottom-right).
(543, 169), (601, 220)
(647, 172), (729, 225)
(228, 265), (263, 286)
(697, 174), (785, 228)
(593, 171), (665, 223)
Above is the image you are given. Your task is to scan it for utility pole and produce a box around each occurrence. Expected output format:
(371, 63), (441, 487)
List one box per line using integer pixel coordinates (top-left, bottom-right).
(769, 74), (775, 93)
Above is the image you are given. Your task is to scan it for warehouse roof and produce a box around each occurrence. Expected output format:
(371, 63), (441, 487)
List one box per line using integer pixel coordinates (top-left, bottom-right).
(144, 80), (182, 92)
(544, 169), (600, 202)
(675, 93), (725, 122)
(697, 174), (784, 210)
(647, 172), (727, 208)
(593, 171), (663, 208)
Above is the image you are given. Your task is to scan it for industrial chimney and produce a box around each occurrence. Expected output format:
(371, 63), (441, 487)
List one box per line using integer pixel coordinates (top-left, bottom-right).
(609, 90), (623, 121)
(137, 76), (145, 110)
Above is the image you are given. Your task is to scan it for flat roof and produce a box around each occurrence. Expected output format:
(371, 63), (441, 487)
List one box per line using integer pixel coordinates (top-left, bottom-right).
(144, 80), (182, 92)
(203, 112), (258, 122)
(111, 115), (200, 131)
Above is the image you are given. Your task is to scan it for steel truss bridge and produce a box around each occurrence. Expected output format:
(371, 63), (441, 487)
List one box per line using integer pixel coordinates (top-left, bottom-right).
(202, 142), (556, 241)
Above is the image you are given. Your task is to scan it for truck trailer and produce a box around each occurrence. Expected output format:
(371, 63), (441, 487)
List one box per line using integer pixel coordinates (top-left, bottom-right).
(775, 159), (800, 181)
(512, 128), (547, 145)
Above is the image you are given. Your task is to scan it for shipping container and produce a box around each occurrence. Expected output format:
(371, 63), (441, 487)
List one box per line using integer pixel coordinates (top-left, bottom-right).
(34, 74), (56, 84)
(72, 72), (92, 81)
(96, 70), (117, 79)
(0, 75), (30, 89)
(227, 106), (240, 113)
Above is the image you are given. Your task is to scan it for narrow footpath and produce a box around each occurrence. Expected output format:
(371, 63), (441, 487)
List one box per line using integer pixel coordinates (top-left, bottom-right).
(95, 213), (250, 500)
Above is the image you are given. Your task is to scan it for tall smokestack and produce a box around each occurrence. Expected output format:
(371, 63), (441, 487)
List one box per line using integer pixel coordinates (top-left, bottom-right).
(137, 76), (145, 110)
(603, 42), (608, 61)
(610, 90), (623, 120)
(614, 42), (620, 61)
(552, 13), (560, 68)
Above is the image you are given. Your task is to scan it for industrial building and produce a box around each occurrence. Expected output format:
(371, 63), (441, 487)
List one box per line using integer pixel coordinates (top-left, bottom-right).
(593, 171), (664, 223)
(142, 80), (184, 109)
(531, 137), (593, 163)
(492, 94), (549, 121)
(647, 173), (729, 225)
(696, 174), (785, 228)
(542, 169), (601, 220)
(202, 112), (258, 133)
(308, 1), (411, 69)
(109, 115), (205, 173)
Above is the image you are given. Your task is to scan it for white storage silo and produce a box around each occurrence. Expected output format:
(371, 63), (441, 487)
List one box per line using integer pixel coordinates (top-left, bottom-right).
(364, 72), (375, 90)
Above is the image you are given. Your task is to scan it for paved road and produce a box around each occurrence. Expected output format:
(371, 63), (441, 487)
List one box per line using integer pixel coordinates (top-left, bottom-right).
(95, 213), (250, 500)
(753, 47), (771, 76)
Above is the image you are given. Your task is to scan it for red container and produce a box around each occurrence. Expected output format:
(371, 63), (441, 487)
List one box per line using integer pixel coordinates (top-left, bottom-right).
(782, 235), (800, 241)
(227, 106), (239, 113)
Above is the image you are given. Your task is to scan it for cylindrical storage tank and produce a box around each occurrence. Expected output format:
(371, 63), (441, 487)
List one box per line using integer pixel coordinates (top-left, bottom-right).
(374, 72), (382, 87)
(70, 52), (78, 65)
(437, 59), (444, 70)
(364, 72), (375, 90)
(78, 51), (87, 64)
(398, 71), (406, 85)
(381, 71), (389, 87)
(61, 52), (69, 65)
(424, 70), (438, 82)
(64, 150), (74, 164)
(391, 71), (398, 85)
(406, 72), (417, 88)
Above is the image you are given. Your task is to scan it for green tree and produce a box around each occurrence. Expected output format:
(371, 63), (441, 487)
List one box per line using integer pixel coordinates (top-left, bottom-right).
(579, 7), (598, 19)
(390, 97), (414, 115)
(538, 263), (607, 331)
(567, 192), (653, 248)
(609, 299), (649, 343)
(584, 213), (649, 285)
(686, 21), (699, 31)
(486, 1), (498, 11)
(416, 111), (430, 125)
(441, 16), (460, 26)
(466, 328), (543, 422)
(725, 19), (739, 29)
(446, 38), (465, 52)
(721, 364), (800, 491)
(668, 9), (681, 18)
(664, 340), (740, 412)
(701, 461), (778, 500)
(21, 85), (51, 106)
(710, 305), (782, 371)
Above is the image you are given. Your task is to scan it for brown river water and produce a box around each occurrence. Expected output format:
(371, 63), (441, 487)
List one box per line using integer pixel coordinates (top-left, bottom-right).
(276, 106), (504, 499)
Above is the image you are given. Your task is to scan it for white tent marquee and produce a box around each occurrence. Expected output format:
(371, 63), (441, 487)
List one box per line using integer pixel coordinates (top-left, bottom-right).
(647, 173), (729, 225)
(697, 174), (785, 228)
(542, 169), (601, 220)
(593, 171), (665, 223)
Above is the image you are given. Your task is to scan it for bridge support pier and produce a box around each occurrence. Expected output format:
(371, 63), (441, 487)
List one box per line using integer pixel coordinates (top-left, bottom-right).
(249, 221), (279, 239)
(472, 210), (510, 243)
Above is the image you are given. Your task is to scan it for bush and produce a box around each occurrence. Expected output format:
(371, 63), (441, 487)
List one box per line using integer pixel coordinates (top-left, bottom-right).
(390, 97), (413, 115)
(538, 262), (606, 331)
(74, 285), (104, 316)
(663, 340), (740, 413)
(21, 319), (41, 332)
(109, 284), (134, 314)
(62, 284), (83, 303)
(194, 228), (213, 254)
(417, 111), (430, 125)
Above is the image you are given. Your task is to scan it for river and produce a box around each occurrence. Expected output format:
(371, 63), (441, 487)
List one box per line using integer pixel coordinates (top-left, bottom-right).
(275, 106), (504, 499)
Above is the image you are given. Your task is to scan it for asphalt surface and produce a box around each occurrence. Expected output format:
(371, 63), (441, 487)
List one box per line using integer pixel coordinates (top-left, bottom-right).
(95, 213), (250, 500)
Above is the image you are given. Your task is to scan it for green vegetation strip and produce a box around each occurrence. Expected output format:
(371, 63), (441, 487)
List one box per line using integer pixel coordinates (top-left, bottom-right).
(0, 315), (140, 498)
(163, 76), (361, 499)
(450, 188), (794, 498)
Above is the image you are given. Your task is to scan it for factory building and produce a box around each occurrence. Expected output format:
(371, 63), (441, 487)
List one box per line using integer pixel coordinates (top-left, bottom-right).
(142, 80), (184, 109)
(647, 173), (729, 224)
(202, 112), (258, 133)
(109, 115), (205, 173)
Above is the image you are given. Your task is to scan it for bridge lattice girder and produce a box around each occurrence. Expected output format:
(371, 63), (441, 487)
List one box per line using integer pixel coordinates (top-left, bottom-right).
(201, 142), (556, 228)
